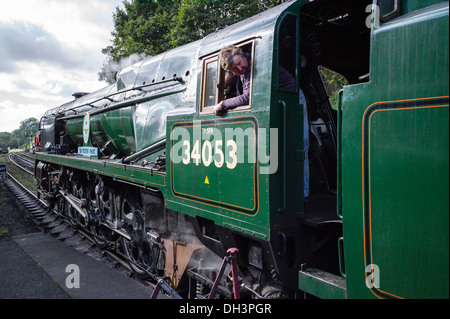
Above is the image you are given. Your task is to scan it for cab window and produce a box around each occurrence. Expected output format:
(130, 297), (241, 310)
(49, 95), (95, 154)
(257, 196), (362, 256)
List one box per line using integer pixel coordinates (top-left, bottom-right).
(200, 41), (254, 113)
(203, 56), (219, 108)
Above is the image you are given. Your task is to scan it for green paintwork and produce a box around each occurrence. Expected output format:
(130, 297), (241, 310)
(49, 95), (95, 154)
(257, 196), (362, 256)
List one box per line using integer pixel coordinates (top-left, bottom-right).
(298, 268), (347, 299)
(341, 2), (449, 299)
(68, 107), (137, 155)
(67, 117), (84, 146)
(101, 107), (136, 155)
(400, 0), (444, 15)
(90, 114), (107, 149)
(34, 152), (166, 191)
(170, 117), (259, 214)
(134, 94), (182, 151)
(270, 7), (304, 228)
(167, 114), (270, 240)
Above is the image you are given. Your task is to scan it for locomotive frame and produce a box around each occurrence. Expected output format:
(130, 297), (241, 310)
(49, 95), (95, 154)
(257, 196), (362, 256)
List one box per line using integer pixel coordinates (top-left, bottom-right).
(35, 0), (448, 299)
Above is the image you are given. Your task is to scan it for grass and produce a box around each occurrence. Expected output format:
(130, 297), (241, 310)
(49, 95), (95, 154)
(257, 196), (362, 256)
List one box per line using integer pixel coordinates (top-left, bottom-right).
(0, 152), (38, 192)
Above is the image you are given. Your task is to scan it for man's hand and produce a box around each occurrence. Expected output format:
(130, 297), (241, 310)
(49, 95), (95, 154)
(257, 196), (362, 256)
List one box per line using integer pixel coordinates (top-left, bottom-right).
(213, 102), (225, 115)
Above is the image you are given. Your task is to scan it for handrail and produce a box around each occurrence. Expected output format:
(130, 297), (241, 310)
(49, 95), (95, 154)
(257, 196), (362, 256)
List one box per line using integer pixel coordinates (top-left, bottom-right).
(58, 87), (187, 121)
(337, 89), (343, 219)
(53, 76), (185, 120)
(278, 100), (287, 213)
(108, 76), (184, 100)
(338, 237), (346, 277)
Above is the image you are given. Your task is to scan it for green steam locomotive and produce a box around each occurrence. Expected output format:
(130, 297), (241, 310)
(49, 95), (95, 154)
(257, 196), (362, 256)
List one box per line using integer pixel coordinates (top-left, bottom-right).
(35, 0), (448, 299)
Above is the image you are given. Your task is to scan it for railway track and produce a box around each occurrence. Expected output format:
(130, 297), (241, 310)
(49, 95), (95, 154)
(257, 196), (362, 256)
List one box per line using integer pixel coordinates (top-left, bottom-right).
(8, 152), (34, 175)
(3, 153), (157, 294)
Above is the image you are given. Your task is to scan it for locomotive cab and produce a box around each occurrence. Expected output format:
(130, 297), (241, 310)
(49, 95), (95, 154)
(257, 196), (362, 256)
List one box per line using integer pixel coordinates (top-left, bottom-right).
(257, 0), (373, 293)
(297, 0), (371, 220)
(167, 0), (373, 297)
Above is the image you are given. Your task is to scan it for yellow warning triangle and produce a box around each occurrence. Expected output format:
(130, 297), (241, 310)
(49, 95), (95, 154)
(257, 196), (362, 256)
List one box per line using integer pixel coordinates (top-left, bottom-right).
(204, 176), (210, 184)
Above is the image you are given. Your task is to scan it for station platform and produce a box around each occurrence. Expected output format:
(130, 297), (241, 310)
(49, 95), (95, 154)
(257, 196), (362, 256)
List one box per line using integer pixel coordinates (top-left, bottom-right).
(1, 232), (168, 299)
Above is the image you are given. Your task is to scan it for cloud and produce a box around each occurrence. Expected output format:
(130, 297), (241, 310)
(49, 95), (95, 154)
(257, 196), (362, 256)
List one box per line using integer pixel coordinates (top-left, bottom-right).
(0, 63), (101, 132)
(0, 22), (86, 73)
(0, 0), (124, 133)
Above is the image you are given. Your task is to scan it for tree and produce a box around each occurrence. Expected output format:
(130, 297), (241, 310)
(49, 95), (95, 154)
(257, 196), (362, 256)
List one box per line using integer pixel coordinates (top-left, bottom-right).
(0, 132), (11, 149)
(1, 118), (40, 149)
(318, 66), (348, 110)
(22, 118), (39, 148)
(99, 0), (289, 83)
(170, 0), (290, 47)
(99, 0), (181, 83)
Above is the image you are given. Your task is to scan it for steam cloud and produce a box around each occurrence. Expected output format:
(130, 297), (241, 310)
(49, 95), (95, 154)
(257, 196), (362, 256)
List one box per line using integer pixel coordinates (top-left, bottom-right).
(99, 53), (150, 84)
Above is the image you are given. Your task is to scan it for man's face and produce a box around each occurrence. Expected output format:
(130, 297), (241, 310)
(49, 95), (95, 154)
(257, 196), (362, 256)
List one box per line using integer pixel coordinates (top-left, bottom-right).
(231, 55), (248, 76)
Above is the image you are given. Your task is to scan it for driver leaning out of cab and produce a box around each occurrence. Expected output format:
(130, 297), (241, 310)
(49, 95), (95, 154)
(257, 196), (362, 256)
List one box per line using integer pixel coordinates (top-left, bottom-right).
(213, 45), (251, 115)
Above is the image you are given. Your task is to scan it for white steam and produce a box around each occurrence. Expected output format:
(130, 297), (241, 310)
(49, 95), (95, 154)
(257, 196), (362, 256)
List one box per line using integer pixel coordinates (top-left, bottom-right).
(99, 53), (150, 84)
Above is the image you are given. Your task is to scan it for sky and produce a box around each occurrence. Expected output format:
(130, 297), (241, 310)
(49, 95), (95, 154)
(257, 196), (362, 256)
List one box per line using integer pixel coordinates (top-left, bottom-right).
(0, 0), (125, 133)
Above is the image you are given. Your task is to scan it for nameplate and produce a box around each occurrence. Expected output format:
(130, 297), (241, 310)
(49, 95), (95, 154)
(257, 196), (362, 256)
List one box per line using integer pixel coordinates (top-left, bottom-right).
(78, 146), (98, 158)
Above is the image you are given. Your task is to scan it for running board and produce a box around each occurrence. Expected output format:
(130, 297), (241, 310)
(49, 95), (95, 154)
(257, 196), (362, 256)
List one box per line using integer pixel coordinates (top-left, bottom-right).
(298, 267), (347, 299)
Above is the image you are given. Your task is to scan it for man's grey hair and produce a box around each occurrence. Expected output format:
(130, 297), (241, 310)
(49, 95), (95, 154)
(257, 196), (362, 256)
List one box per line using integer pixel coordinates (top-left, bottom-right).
(219, 45), (244, 70)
